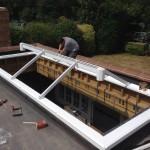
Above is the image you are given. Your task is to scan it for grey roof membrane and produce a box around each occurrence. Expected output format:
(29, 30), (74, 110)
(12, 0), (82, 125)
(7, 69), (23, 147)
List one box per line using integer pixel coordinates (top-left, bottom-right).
(0, 79), (92, 150)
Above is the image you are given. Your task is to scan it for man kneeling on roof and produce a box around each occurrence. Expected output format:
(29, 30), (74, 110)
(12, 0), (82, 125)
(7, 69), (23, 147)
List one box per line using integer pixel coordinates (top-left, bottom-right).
(58, 37), (79, 58)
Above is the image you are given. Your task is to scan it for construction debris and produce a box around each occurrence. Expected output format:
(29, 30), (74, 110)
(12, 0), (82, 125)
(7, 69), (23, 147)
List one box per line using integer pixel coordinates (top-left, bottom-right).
(12, 105), (23, 116)
(0, 128), (12, 145)
(139, 82), (148, 91)
(23, 120), (48, 130)
(0, 99), (8, 109)
(0, 99), (7, 106)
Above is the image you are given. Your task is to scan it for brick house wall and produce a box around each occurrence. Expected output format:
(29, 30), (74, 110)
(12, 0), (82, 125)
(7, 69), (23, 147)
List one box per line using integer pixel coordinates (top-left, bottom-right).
(0, 7), (11, 47)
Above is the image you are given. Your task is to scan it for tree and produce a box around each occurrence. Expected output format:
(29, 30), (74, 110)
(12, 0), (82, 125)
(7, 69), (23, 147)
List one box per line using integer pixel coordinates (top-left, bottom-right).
(77, 0), (101, 25)
(36, 0), (61, 22)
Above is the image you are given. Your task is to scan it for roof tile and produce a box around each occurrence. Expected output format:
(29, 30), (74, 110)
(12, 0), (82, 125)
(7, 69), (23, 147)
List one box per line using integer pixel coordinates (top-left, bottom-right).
(123, 68), (142, 77)
(108, 64), (126, 72)
(76, 55), (88, 62)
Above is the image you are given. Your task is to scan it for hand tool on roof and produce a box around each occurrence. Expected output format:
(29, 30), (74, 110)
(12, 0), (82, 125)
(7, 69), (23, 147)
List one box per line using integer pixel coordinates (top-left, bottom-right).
(22, 120), (48, 130)
(12, 106), (23, 116)
(0, 99), (8, 108)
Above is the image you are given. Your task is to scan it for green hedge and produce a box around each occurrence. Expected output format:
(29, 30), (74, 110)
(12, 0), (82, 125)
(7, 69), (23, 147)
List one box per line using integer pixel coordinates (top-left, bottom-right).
(77, 24), (95, 56)
(10, 20), (83, 51)
(10, 24), (27, 45)
(124, 42), (148, 55)
(10, 20), (97, 56)
(49, 19), (83, 48)
(96, 19), (120, 54)
(24, 22), (53, 45)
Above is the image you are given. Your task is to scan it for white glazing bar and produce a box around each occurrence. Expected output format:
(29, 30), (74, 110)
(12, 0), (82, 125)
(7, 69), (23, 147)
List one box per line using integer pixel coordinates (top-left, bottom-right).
(105, 70), (130, 86)
(11, 51), (44, 79)
(39, 61), (78, 99)
(0, 52), (35, 60)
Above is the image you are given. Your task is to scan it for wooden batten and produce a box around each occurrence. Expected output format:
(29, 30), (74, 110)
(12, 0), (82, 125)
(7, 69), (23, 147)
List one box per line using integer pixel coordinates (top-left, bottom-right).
(121, 88), (124, 96)
(87, 74), (90, 82)
(48, 61), (52, 67)
(136, 94), (140, 103)
(77, 71), (81, 78)
(108, 83), (111, 91)
(70, 70), (74, 76)
(55, 63), (58, 69)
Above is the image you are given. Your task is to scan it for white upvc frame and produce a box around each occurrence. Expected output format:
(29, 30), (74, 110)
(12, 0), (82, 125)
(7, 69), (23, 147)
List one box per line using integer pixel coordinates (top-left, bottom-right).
(0, 68), (149, 150)
(0, 43), (149, 150)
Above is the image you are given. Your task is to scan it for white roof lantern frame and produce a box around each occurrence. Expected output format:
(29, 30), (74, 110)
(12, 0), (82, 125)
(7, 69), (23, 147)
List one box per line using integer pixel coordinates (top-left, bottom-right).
(0, 43), (149, 150)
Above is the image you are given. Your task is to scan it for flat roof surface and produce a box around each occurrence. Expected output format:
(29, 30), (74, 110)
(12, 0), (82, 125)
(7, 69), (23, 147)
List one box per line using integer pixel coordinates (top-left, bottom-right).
(0, 79), (91, 150)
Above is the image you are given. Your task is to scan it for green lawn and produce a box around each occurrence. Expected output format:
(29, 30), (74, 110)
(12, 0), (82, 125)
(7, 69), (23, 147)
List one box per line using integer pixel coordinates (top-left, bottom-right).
(92, 53), (150, 74)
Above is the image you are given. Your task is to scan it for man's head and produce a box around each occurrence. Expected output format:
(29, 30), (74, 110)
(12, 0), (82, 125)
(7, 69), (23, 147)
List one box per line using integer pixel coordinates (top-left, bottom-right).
(58, 37), (65, 45)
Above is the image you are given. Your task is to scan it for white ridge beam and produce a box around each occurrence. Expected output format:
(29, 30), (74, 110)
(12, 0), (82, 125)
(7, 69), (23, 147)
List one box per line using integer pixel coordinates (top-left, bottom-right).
(11, 51), (44, 79)
(39, 61), (78, 99)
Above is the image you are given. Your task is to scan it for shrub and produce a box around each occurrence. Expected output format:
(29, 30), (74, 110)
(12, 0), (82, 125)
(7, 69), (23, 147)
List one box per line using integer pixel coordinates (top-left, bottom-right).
(24, 22), (53, 45)
(10, 20), (83, 52)
(10, 24), (27, 45)
(51, 19), (83, 49)
(96, 19), (122, 54)
(77, 24), (95, 56)
(125, 42), (148, 55)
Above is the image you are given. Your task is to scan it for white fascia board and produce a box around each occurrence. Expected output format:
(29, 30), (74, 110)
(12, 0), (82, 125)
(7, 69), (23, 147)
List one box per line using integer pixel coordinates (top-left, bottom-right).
(0, 68), (105, 150)
(104, 108), (150, 150)
(0, 52), (35, 60)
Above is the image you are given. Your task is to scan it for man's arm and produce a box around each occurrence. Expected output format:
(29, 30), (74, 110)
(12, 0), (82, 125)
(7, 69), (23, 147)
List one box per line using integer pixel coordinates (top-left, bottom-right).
(60, 48), (67, 55)
(58, 44), (62, 53)
(58, 44), (67, 55)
